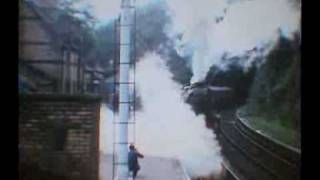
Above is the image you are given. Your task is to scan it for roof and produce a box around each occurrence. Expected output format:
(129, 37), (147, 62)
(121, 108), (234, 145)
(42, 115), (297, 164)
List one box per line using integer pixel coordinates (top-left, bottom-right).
(85, 66), (104, 73)
(24, 0), (82, 51)
(27, 0), (60, 8)
(85, 65), (109, 75)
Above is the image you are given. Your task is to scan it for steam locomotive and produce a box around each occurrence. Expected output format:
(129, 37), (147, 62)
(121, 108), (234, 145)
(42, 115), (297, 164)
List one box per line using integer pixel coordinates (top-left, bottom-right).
(182, 81), (234, 112)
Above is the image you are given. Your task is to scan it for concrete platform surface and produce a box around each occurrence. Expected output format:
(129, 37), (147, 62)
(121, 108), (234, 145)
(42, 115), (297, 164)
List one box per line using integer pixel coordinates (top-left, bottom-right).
(100, 154), (190, 180)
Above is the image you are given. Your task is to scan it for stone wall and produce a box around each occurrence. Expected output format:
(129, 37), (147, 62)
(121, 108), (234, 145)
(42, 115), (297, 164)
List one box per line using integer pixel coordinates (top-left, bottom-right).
(19, 94), (101, 180)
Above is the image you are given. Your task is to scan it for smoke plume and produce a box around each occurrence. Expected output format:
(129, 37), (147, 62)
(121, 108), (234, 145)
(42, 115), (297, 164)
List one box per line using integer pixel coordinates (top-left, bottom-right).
(165, 0), (301, 83)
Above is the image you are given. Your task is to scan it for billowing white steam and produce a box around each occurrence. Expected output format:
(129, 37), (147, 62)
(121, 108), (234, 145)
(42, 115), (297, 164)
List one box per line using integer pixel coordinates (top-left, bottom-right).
(100, 52), (223, 177)
(135, 53), (222, 176)
(99, 104), (114, 154)
(165, 0), (301, 83)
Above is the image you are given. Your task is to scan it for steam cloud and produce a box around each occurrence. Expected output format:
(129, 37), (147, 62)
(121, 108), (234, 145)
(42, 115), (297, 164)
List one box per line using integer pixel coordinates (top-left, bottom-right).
(165, 0), (301, 83)
(100, 52), (223, 177)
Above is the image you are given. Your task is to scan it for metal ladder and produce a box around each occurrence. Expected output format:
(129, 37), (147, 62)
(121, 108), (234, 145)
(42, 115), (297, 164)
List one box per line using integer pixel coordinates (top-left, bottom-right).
(112, 1), (137, 178)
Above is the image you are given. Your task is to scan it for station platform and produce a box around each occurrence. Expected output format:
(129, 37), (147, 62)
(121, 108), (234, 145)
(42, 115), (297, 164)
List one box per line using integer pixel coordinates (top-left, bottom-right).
(100, 154), (190, 180)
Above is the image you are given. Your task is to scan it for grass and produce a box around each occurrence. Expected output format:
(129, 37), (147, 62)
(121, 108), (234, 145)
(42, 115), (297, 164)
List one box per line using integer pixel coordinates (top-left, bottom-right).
(238, 107), (300, 148)
(245, 116), (299, 148)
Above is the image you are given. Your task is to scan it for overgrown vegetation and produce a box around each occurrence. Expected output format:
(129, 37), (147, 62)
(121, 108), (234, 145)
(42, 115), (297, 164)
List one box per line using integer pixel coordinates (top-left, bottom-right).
(239, 112), (299, 147)
(241, 34), (300, 148)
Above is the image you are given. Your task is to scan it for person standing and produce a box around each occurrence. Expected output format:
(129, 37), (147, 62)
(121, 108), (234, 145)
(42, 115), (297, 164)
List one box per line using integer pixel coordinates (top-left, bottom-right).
(128, 144), (144, 179)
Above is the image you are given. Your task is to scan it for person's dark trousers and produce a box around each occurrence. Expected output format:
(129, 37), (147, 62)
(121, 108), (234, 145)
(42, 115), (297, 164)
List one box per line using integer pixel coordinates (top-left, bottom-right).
(133, 169), (138, 179)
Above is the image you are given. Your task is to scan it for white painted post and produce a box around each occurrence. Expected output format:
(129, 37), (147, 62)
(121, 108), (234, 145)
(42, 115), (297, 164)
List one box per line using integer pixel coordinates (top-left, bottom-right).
(115, 0), (132, 179)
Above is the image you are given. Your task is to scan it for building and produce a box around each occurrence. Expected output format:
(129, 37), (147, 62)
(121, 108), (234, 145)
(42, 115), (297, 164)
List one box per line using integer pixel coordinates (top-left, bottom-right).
(19, 0), (85, 94)
(19, 1), (101, 180)
(84, 65), (105, 95)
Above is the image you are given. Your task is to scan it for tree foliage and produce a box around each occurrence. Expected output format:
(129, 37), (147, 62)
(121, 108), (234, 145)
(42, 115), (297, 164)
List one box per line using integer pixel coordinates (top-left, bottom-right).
(245, 34), (300, 130)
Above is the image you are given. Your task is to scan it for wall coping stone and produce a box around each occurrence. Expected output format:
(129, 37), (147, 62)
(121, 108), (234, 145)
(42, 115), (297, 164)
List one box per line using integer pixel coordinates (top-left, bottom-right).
(19, 93), (102, 102)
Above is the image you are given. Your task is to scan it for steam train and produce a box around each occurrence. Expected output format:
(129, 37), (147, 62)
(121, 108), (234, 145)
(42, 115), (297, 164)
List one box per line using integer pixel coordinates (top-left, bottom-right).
(182, 81), (234, 112)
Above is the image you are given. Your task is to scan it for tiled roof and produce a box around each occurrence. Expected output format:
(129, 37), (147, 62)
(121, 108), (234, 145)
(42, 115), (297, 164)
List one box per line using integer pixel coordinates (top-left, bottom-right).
(28, 0), (60, 8)
(25, 0), (82, 50)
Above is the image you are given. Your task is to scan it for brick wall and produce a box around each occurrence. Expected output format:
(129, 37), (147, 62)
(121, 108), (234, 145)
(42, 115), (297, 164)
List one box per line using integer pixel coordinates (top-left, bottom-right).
(19, 94), (101, 180)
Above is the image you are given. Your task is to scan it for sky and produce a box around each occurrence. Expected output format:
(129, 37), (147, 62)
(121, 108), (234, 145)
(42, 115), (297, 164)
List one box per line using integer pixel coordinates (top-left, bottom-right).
(72, 0), (160, 25)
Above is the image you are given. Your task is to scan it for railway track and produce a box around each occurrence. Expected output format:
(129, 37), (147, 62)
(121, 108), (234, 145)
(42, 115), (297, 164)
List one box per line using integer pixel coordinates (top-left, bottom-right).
(218, 110), (300, 180)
